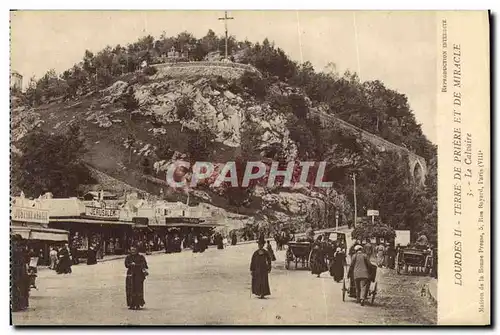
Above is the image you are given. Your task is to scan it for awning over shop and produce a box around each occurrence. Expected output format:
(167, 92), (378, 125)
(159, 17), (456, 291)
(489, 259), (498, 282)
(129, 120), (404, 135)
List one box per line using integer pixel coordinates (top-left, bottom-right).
(50, 218), (134, 225)
(10, 227), (31, 239)
(10, 226), (69, 242)
(30, 230), (68, 242)
(165, 223), (220, 228)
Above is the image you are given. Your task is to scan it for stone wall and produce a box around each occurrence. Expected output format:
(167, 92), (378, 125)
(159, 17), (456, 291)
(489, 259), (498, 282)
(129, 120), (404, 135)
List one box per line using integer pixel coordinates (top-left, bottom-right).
(152, 61), (262, 81)
(312, 110), (427, 185)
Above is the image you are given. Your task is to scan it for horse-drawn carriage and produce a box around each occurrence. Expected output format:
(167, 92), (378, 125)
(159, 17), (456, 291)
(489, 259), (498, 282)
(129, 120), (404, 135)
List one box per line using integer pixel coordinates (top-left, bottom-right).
(395, 246), (433, 275)
(285, 241), (311, 270)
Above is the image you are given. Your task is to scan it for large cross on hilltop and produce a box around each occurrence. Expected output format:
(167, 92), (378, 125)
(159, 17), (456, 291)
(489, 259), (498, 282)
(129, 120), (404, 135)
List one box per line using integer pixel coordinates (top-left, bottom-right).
(218, 11), (234, 60)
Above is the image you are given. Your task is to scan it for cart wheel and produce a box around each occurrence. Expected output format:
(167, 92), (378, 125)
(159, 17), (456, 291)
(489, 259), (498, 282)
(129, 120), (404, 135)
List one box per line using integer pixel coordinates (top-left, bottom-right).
(371, 282), (378, 305)
(342, 278), (347, 302)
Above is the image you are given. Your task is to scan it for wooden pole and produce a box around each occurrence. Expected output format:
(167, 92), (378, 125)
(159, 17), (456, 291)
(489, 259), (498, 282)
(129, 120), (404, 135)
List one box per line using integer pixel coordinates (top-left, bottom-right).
(353, 173), (357, 228)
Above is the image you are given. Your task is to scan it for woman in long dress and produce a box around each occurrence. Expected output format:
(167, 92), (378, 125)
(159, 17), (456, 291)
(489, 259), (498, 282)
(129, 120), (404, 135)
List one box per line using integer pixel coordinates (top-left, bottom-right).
(56, 245), (72, 274)
(87, 244), (97, 265)
(330, 247), (346, 282)
(215, 233), (224, 250)
(266, 240), (276, 261)
(192, 236), (201, 253)
(376, 243), (385, 267)
(125, 246), (148, 310)
(250, 238), (272, 299)
(11, 235), (29, 312)
(309, 236), (328, 277)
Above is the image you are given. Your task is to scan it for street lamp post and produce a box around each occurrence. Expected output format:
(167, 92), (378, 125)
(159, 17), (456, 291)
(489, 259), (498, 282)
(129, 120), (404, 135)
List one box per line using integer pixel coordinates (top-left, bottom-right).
(335, 212), (339, 232)
(352, 173), (357, 228)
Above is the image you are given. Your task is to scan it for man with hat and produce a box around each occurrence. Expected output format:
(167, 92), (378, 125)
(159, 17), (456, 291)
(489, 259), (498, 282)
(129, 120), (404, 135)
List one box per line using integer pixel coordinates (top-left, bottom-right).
(348, 244), (372, 306)
(250, 235), (272, 299)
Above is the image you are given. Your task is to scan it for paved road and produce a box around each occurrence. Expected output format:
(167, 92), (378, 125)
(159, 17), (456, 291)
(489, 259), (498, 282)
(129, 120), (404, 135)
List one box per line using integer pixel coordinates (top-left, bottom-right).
(12, 243), (436, 325)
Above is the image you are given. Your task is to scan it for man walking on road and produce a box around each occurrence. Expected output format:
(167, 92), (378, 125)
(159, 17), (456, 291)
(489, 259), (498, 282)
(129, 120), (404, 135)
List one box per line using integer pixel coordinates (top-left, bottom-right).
(348, 245), (372, 306)
(125, 245), (148, 310)
(250, 236), (272, 299)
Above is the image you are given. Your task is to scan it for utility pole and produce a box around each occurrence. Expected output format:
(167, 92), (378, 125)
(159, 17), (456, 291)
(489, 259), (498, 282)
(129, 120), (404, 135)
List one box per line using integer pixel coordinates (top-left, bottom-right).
(218, 11), (234, 60)
(352, 173), (357, 228)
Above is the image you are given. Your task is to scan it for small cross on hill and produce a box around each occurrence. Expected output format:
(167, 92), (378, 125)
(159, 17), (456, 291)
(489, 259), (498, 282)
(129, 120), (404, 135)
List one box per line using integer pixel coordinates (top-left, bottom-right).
(218, 11), (234, 60)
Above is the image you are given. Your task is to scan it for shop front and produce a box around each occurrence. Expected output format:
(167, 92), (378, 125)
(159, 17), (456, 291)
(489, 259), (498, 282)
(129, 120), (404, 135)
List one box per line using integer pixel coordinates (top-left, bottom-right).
(49, 217), (135, 260)
(11, 198), (69, 266)
(130, 217), (165, 254)
(164, 217), (220, 251)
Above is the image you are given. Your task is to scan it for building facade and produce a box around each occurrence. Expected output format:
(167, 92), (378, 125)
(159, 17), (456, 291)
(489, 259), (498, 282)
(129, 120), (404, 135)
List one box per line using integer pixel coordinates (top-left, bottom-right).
(11, 194), (69, 266)
(10, 71), (22, 91)
(22, 192), (219, 259)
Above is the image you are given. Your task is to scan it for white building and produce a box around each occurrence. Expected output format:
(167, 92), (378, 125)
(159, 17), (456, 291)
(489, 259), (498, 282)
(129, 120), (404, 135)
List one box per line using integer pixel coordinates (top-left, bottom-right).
(10, 71), (22, 90)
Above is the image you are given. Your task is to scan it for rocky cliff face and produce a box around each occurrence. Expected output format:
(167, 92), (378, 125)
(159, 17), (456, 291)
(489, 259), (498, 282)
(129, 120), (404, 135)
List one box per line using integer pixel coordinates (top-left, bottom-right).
(11, 67), (353, 233)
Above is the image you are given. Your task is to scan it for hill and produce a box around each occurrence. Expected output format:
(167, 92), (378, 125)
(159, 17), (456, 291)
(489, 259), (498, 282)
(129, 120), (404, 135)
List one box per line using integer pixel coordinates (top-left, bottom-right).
(11, 31), (437, 242)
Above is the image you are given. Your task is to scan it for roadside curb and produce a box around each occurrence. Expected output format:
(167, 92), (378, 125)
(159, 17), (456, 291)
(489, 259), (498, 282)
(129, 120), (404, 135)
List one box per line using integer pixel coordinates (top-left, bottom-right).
(427, 279), (437, 304)
(233, 227), (350, 246)
(96, 250), (164, 263)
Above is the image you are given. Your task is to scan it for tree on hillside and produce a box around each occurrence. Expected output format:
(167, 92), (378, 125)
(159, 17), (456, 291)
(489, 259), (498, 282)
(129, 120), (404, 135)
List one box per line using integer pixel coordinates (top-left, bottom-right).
(12, 125), (93, 198)
(155, 139), (174, 161)
(176, 97), (195, 125)
(126, 134), (136, 164)
(24, 76), (42, 107)
(186, 126), (216, 162)
(62, 65), (88, 99)
(351, 151), (437, 243)
(230, 71), (268, 99)
(121, 86), (139, 120)
(21, 31), (436, 180)
(222, 157), (255, 211)
(287, 116), (316, 159)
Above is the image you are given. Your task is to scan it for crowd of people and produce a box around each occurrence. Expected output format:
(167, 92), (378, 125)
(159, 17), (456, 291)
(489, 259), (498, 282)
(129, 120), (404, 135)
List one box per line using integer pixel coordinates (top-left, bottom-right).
(13, 226), (433, 313)
(307, 234), (347, 281)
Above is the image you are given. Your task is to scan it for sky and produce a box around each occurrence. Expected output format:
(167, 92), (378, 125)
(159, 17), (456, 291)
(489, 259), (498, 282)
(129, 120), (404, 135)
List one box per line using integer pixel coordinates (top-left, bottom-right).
(10, 10), (437, 142)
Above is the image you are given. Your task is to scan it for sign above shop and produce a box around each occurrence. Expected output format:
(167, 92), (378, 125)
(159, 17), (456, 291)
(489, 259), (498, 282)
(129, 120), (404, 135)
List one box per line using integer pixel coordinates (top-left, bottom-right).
(84, 206), (120, 220)
(11, 206), (49, 225)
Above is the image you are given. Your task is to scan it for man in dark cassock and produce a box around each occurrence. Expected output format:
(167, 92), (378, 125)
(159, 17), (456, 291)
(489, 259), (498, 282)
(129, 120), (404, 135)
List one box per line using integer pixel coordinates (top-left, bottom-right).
(125, 245), (148, 310)
(231, 232), (237, 246)
(11, 235), (30, 312)
(250, 236), (272, 299)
